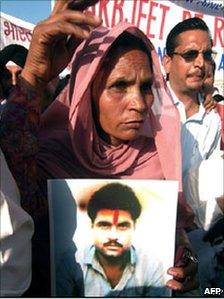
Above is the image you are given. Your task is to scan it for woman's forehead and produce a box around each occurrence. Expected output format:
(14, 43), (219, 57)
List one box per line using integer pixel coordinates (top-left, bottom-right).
(104, 43), (150, 64)
(101, 47), (152, 77)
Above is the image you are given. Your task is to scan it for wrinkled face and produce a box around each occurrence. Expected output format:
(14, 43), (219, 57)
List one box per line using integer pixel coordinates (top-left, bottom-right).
(0, 64), (22, 98)
(92, 209), (135, 258)
(163, 30), (213, 97)
(92, 48), (154, 146)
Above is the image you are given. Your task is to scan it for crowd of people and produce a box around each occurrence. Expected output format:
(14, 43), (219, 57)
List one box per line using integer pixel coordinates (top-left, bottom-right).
(0, 0), (223, 297)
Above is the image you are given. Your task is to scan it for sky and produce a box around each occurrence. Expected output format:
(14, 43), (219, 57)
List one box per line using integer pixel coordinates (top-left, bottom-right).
(0, 0), (52, 24)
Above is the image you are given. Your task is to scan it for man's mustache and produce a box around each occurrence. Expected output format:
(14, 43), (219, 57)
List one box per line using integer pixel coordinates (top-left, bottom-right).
(187, 70), (205, 78)
(104, 241), (123, 248)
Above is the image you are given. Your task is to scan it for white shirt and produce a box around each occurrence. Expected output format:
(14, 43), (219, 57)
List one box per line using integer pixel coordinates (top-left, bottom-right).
(0, 148), (34, 296)
(168, 84), (221, 179)
(184, 148), (223, 230)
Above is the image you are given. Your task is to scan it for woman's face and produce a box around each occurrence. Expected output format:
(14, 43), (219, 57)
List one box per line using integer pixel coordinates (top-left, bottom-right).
(92, 47), (154, 146)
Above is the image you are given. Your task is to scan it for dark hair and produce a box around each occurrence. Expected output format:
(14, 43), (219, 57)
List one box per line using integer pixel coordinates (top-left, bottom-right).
(0, 44), (28, 70)
(166, 17), (213, 57)
(87, 183), (142, 222)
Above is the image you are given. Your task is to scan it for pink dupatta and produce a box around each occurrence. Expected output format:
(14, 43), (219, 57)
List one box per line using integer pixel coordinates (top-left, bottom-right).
(40, 23), (193, 228)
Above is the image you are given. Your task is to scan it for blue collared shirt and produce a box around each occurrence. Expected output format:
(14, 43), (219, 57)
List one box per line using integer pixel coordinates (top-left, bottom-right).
(82, 246), (169, 297)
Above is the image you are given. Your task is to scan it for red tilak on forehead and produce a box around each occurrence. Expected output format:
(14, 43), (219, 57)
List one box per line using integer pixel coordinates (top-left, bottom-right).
(113, 210), (119, 225)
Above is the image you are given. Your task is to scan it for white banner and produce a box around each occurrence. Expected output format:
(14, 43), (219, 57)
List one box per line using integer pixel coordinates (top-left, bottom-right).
(1, 1), (223, 92)
(86, 0), (224, 94)
(174, 0), (224, 17)
(0, 12), (34, 50)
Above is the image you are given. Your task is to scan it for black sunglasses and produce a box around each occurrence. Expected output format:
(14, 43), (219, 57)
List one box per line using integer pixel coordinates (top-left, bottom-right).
(172, 49), (217, 62)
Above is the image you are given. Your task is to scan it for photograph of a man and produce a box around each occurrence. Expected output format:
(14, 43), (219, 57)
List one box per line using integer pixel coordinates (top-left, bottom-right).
(82, 182), (168, 297)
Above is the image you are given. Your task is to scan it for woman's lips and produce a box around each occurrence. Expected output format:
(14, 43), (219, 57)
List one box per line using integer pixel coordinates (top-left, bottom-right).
(124, 120), (143, 129)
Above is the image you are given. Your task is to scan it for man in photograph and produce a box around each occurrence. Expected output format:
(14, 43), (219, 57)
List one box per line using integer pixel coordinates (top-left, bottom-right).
(83, 182), (168, 297)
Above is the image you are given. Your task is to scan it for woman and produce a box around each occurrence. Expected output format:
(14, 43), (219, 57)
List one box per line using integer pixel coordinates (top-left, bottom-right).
(0, 0), (196, 296)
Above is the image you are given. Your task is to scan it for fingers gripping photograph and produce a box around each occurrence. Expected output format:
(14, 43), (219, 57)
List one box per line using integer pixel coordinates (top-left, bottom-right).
(0, 0), (223, 298)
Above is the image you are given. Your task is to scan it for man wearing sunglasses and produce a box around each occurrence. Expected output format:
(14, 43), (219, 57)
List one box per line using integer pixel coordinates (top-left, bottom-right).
(163, 17), (221, 181)
(163, 17), (222, 296)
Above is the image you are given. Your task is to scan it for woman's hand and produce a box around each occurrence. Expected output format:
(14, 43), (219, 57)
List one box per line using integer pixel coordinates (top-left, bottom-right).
(21, 0), (101, 89)
(203, 93), (217, 113)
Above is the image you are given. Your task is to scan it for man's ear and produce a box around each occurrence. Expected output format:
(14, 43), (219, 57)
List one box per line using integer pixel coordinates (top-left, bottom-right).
(162, 54), (172, 78)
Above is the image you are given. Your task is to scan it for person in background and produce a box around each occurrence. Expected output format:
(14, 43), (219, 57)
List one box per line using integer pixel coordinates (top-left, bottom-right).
(163, 18), (223, 295)
(0, 44), (28, 116)
(0, 0), (197, 295)
(0, 43), (60, 114)
(0, 44), (33, 295)
(0, 44), (28, 101)
(202, 217), (224, 293)
(202, 59), (224, 104)
(202, 59), (224, 148)
(163, 17), (221, 182)
(183, 101), (223, 295)
(183, 52), (223, 230)
(0, 147), (34, 296)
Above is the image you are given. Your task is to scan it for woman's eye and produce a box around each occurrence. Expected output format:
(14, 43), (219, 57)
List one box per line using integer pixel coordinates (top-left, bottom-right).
(141, 83), (152, 94)
(111, 81), (127, 90)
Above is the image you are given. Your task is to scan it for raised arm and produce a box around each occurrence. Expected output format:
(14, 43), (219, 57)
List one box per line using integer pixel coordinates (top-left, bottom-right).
(0, 0), (101, 214)
(21, 0), (101, 90)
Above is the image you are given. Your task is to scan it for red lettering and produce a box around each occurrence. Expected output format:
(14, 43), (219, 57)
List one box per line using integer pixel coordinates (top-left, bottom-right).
(182, 10), (203, 20)
(4, 20), (12, 37)
(99, 0), (110, 27)
(18, 27), (26, 41)
(146, 1), (158, 39)
(131, 0), (138, 25)
(194, 13), (203, 19)
(136, 0), (148, 28)
(214, 17), (224, 47)
(25, 30), (32, 42)
(3, 20), (32, 43)
(4, 22), (18, 40)
(182, 10), (192, 20)
(158, 4), (170, 40)
(111, 0), (124, 27)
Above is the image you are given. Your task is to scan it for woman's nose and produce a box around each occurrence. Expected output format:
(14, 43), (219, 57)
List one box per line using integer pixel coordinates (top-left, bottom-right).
(130, 88), (148, 113)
